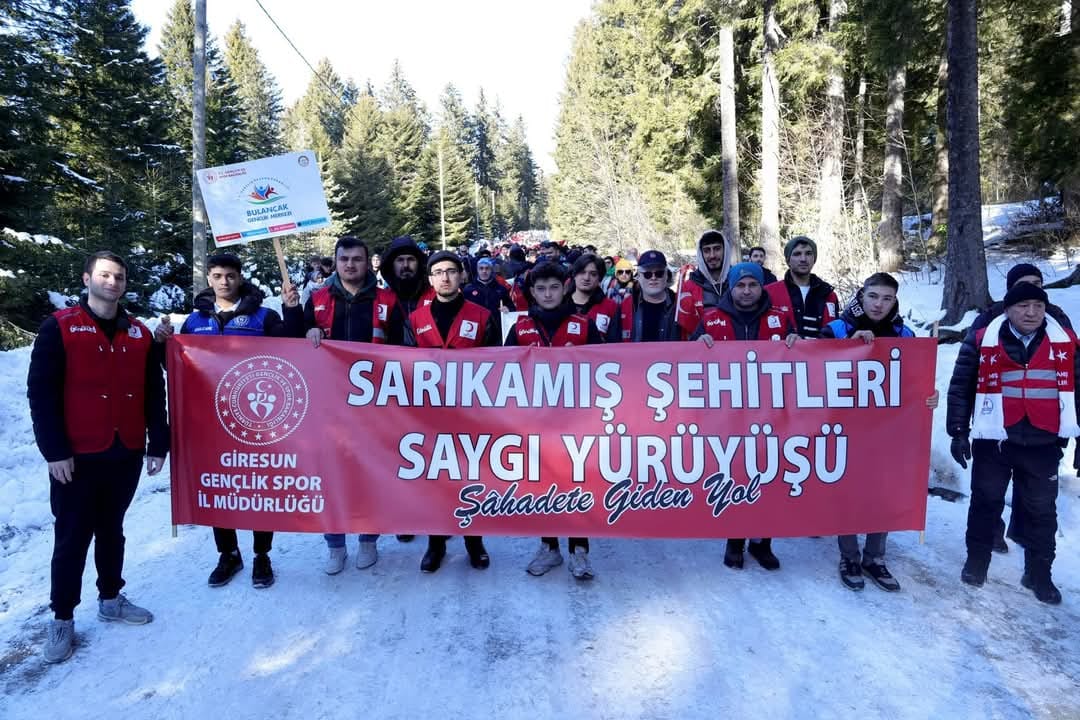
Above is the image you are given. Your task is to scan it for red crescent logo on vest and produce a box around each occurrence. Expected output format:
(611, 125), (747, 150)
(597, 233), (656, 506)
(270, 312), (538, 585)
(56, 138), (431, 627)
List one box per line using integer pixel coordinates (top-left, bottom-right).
(460, 320), (478, 340)
(216, 355), (308, 446)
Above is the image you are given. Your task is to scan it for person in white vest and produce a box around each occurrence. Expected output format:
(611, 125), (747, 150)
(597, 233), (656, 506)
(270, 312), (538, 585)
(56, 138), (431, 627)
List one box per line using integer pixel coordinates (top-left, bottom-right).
(946, 282), (1079, 605)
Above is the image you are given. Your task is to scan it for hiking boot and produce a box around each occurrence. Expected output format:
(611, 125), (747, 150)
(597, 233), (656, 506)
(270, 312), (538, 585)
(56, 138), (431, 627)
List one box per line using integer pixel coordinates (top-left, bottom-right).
(724, 539), (745, 569)
(421, 539), (447, 573)
(992, 534), (1009, 554)
(748, 539), (780, 571)
(526, 544), (564, 576)
(1020, 573), (1062, 605)
(207, 550), (243, 587)
(862, 561), (901, 592)
(252, 553), (274, 588)
(839, 559), (865, 591)
(396, 535), (415, 543)
(98, 594), (153, 625)
(465, 537), (490, 569)
(960, 556), (988, 587)
(568, 548), (594, 580)
(355, 540), (378, 569)
(43, 619), (74, 664)
(325, 546), (347, 575)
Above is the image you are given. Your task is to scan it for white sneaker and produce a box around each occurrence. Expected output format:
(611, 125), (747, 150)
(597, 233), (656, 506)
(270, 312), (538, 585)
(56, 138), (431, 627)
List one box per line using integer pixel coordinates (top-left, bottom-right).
(568, 548), (594, 580)
(325, 546), (347, 575)
(526, 544), (564, 576)
(43, 619), (74, 663)
(355, 541), (378, 569)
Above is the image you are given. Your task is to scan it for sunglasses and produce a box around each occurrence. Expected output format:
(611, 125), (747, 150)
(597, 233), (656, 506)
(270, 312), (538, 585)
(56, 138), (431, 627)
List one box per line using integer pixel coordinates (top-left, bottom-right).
(616, 269), (633, 276)
(640, 269), (665, 280)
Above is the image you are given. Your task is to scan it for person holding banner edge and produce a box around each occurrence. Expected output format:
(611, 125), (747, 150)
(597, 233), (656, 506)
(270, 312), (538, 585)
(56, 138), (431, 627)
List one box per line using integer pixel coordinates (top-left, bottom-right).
(695, 262), (798, 571)
(155, 252), (289, 589)
(282, 236), (407, 575)
(568, 253), (621, 343)
(409, 250), (500, 572)
(505, 261), (604, 579)
(820, 272), (939, 592)
(28, 250), (168, 664)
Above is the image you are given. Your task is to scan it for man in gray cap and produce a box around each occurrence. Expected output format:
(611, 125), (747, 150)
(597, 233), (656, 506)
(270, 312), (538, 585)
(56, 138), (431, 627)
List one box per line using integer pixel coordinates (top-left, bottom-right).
(764, 236), (840, 339)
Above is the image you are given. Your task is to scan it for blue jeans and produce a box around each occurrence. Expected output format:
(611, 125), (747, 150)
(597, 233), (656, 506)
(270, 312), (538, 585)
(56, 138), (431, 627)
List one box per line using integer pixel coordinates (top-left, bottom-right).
(324, 534), (378, 548)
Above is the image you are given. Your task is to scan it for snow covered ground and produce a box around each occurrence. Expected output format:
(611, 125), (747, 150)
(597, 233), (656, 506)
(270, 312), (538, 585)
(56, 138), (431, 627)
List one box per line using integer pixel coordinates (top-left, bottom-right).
(1, 251), (1079, 720)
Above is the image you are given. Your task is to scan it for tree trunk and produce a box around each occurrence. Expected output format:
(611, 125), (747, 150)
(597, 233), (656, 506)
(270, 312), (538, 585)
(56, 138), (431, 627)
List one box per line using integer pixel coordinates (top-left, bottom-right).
(718, 24), (741, 260)
(931, 47), (949, 252)
(852, 73), (870, 236)
(817, 0), (847, 258)
(878, 64), (907, 271)
(941, 0), (991, 325)
(760, 0), (781, 252)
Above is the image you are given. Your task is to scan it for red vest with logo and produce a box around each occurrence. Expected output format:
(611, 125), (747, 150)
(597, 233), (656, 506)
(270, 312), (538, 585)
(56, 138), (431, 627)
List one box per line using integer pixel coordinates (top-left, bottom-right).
(701, 307), (788, 342)
(410, 299), (492, 349)
(975, 328), (1076, 433)
(311, 285), (398, 343)
(513, 313), (591, 347)
(584, 296), (619, 338)
(55, 305), (152, 454)
(678, 278), (707, 338)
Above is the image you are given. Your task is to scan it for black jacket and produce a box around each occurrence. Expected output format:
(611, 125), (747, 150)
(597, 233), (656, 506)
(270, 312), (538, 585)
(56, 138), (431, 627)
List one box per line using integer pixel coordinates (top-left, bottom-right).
(284, 271), (379, 342)
(769, 271), (839, 338)
(624, 288), (682, 342)
(464, 279), (514, 316)
(505, 304), (604, 346)
(27, 298), (169, 461)
(690, 292), (792, 341)
(946, 319), (1080, 446)
(967, 300), (1072, 339)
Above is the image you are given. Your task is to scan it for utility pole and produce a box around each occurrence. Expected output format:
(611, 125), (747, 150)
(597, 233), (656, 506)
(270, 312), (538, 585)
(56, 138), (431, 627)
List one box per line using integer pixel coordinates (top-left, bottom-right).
(192, 0), (208, 298)
(474, 181), (481, 240)
(438, 143), (447, 250)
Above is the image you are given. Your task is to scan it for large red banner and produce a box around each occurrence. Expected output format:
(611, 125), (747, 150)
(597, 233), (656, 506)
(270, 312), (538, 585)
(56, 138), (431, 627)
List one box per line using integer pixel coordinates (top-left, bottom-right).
(167, 336), (937, 538)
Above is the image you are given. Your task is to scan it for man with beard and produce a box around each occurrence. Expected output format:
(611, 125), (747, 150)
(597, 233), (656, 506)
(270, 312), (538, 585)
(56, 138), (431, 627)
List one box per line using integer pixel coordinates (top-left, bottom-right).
(506, 262), (603, 579)
(748, 246), (778, 285)
(464, 257), (514, 315)
(765, 236), (840, 339)
(382, 235), (435, 346)
(822, 272), (939, 592)
(616, 251), (682, 343)
(409, 251), (500, 572)
(284, 236), (404, 574)
(29, 251), (168, 663)
(568, 254), (621, 342)
(157, 253), (288, 589)
(678, 229), (734, 339)
(695, 263), (797, 572)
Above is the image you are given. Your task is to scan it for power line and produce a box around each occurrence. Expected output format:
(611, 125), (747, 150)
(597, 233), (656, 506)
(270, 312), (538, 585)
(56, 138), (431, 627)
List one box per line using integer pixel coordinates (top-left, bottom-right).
(252, 0), (350, 109)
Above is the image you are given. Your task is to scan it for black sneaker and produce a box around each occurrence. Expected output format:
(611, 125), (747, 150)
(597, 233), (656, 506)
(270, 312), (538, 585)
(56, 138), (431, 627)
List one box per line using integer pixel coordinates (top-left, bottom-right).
(421, 540), (446, 573)
(396, 535), (416, 543)
(748, 540), (780, 571)
(723, 540), (744, 569)
(862, 561), (901, 592)
(465, 537), (490, 569)
(992, 534), (1009, 554)
(960, 557), (988, 587)
(208, 551), (243, 587)
(252, 553), (274, 589)
(839, 559), (865, 590)
(1020, 573), (1062, 605)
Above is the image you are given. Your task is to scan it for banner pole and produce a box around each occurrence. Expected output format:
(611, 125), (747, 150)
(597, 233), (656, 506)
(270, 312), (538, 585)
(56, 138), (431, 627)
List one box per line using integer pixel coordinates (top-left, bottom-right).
(172, 524), (177, 538)
(921, 319), (940, 546)
(273, 237), (290, 288)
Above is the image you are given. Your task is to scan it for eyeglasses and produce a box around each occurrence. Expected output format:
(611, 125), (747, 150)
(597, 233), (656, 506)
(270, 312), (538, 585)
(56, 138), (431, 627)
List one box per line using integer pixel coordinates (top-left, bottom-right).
(430, 268), (461, 278)
(616, 270), (632, 276)
(640, 270), (665, 280)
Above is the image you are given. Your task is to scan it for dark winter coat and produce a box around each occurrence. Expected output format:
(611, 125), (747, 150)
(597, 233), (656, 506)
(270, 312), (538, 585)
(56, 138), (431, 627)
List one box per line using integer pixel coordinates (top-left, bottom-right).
(821, 291), (914, 340)
(464, 278), (514, 316)
(765, 271), (840, 338)
(284, 271), (379, 342)
(620, 288), (682, 342)
(967, 300), (1072, 340)
(504, 304), (604, 346)
(181, 283), (286, 337)
(690, 291), (792, 341)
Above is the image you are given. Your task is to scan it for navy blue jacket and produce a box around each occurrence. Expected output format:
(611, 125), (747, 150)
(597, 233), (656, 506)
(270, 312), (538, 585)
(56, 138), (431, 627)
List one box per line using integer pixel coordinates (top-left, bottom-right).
(181, 284), (285, 337)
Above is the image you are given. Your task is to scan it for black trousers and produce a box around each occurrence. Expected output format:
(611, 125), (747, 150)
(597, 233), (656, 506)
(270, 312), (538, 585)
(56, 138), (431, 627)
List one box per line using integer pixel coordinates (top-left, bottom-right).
(50, 445), (142, 620)
(542, 537), (589, 552)
(213, 527), (273, 555)
(967, 440), (1060, 564)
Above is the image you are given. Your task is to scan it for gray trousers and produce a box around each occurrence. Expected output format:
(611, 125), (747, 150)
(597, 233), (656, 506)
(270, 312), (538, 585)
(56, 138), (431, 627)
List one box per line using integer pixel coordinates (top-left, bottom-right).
(838, 533), (888, 564)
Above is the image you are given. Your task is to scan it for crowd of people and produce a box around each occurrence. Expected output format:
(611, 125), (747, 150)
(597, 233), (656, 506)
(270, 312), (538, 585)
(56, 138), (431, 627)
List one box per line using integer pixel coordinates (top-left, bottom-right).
(26, 231), (1077, 664)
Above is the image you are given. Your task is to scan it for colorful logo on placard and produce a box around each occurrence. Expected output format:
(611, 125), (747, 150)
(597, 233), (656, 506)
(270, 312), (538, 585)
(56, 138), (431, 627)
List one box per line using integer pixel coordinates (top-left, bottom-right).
(216, 355), (308, 446)
(240, 176), (289, 205)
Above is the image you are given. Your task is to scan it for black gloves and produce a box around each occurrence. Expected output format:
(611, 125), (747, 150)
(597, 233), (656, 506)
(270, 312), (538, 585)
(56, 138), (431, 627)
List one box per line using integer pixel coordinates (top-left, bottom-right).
(950, 434), (971, 469)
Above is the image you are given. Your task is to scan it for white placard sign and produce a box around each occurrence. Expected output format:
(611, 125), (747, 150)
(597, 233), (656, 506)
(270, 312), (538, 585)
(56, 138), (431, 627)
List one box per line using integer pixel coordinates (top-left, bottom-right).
(196, 150), (331, 248)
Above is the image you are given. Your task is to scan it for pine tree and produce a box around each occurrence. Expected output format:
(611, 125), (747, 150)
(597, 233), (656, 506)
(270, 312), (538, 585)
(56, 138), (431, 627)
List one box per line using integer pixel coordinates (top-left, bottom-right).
(328, 96), (395, 246)
(376, 61), (430, 234)
(223, 20), (284, 158)
(282, 58), (352, 162)
(495, 116), (538, 231)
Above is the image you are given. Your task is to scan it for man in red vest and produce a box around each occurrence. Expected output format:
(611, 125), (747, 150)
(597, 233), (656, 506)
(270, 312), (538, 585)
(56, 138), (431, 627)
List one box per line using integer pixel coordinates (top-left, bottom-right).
(28, 251), (168, 664)
(947, 282), (1079, 604)
(568, 253), (621, 342)
(410, 250), (500, 572)
(764, 236), (840, 339)
(283, 235), (404, 575)
(506, 262), (603, 578)
(695, 262), (797, 572)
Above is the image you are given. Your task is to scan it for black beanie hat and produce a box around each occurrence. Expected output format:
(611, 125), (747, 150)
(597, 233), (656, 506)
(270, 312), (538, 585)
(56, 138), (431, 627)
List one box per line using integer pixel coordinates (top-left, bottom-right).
(1003, 281), (1048, 308)
(427, 250), (463, 274)
(1005, 263), (1042, 289)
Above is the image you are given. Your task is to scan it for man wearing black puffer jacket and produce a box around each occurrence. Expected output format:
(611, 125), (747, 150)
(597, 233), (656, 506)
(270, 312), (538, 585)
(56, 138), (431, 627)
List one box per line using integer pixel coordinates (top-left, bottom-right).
(764, 236), (840, 339)
(946, 282), (1079, 605)
(381, 235), (434, 346)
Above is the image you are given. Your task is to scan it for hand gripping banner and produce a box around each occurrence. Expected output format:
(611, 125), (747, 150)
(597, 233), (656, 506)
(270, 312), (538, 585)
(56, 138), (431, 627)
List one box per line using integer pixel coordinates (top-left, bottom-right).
(167, 336), (937, 538)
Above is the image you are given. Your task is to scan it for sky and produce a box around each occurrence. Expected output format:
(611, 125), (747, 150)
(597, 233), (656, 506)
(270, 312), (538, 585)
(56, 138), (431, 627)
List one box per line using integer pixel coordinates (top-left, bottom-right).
(130, 0), (595, 173)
